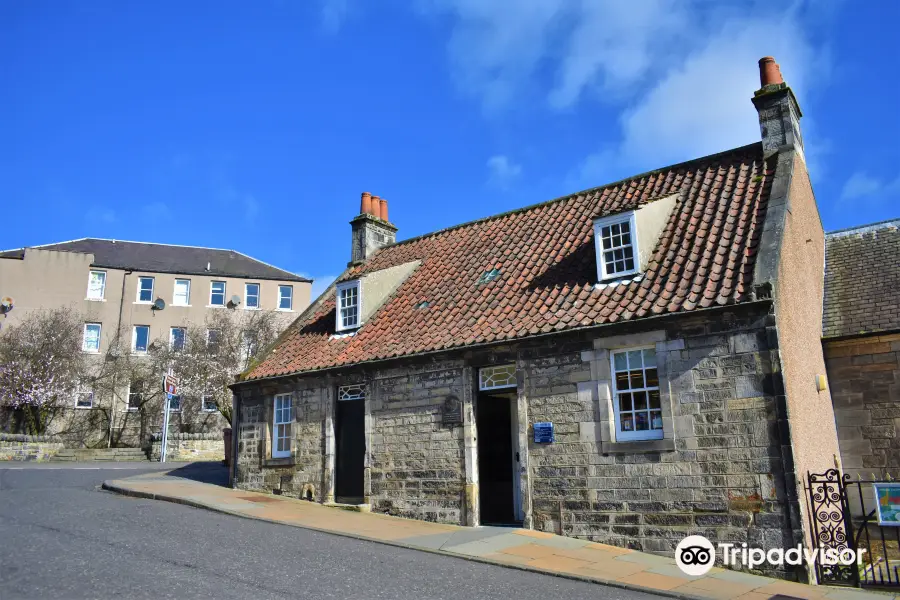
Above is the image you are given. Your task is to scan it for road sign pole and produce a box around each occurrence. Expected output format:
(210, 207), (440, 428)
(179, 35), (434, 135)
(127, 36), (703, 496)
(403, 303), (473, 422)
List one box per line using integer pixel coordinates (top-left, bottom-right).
(160, 376), (170, 463)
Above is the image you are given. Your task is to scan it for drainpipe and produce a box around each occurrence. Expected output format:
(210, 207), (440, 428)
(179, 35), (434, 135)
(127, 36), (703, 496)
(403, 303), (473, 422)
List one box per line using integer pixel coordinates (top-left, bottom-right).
(107, 269), (132, 448)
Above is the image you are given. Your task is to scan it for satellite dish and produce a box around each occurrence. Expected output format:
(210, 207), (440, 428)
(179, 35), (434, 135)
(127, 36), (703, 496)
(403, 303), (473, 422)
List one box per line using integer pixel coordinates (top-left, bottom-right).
(152, 298), (166, 311)
(0, 297), (13, 314)
(229, 295), (241, 307)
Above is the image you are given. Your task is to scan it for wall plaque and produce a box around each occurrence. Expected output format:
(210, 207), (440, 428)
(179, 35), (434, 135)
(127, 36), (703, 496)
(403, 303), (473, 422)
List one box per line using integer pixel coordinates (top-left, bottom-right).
(533, 422), (554, 443)
(442, 395), (463, 425)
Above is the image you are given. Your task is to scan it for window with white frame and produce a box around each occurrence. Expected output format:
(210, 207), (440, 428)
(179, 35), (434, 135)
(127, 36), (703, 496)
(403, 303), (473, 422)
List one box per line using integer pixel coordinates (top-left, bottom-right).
(168, 395), (182, 412)
(87, 270), (106, 300)
(170, 327), (186, 352)
(278, 285), (293, 311)
(136, 276), (154, 303)
(127, 380), (143, 411)
(83, 323), (101, 353)
(611, 347), (662, 441)
(132, 325), (150, 353)
(210, 281), (226, 306)
(593, 213), (638, 280)
(173, 279), (191, 306)
(478, 364), (517, 390)
(245, 283), (260, 309)
(272, 394), (292, 458)
(75, 389), (94, 409)
(336, 281), (360, 331)
(202, 395), (218, 412)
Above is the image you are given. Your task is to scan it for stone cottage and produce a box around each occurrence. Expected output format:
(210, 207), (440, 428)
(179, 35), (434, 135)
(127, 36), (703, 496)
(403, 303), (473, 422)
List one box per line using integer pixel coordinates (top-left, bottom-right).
(230, 58), (839, 578)
(822, 219), (900, 479)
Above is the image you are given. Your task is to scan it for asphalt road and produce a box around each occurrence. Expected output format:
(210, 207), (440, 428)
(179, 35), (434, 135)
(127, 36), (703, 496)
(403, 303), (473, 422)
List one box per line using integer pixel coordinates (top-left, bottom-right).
(0, 463), (665, 600)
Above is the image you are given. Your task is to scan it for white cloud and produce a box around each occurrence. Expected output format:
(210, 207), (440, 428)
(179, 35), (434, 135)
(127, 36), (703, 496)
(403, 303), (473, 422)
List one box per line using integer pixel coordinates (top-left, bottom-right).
(486, 155), (522, 188)
(840, 172), (900, 202)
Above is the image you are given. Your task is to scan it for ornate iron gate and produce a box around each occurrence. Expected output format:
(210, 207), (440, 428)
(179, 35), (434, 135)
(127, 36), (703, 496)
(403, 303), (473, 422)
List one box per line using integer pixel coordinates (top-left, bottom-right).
(806, 469), (858, 586)
(806, 469), (900, 588)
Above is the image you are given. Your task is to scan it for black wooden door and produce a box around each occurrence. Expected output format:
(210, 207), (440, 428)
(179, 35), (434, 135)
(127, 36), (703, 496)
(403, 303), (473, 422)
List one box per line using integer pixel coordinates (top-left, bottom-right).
(335, 399), (365, 502)
(476, 394), (515, 524)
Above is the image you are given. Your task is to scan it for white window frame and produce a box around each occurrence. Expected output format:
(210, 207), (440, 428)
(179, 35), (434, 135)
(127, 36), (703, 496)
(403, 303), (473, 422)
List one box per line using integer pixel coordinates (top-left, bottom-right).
(126, 381), (143, 412)
(201, 395), (218, 413)
(338, 384), (366, 401)
(244, 282), (260, 309)
(83, 323), (102, 353)
(593, 212), (639, 281)
(610, 346), (663, 442)
(136, 276), (155, 303)
(132, 325), (150, 354)
(86, 270), (106, 300)
(168, 395), (182, 412)
(335, 280), (361, 332)
(75, 389), (94, 409)
(277, 285), (293, 311)
(272, 393), (292, 458)
(209, 281), (226, 307)
(170, 327), (186, 352)
(172, 279), (191, 306)
(478, 364), (517, 390)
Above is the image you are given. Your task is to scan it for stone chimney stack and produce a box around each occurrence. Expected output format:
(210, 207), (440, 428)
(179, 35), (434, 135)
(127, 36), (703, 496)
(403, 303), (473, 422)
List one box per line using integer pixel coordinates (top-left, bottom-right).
(751, 56), (804, 157)
(350, 191), (397, 265)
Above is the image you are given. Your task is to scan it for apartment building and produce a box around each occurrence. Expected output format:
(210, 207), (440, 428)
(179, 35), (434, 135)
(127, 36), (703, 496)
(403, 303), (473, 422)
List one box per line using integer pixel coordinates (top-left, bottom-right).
(0, 238), (312, 445)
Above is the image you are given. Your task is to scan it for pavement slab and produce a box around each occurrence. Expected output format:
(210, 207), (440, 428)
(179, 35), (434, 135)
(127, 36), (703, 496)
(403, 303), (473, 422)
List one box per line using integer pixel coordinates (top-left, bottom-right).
(101, 467), (900, 600)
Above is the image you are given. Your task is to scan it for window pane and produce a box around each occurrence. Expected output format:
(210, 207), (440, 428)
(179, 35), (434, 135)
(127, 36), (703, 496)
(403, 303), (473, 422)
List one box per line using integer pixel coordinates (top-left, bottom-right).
(279, 286), (292, 310)
(174, 280), (190, 304)
(649, 390), (661, 409)
(643, 348), (657, 368)
(613, 352), (627, 371)
(88, 271), (106, 298)
(211, 281), (225, 305)
(633, 391), (648, 410)
(615, 371), (630, 390)
(635, 412), (649, 431)
(171, 328), (185, 351)
(619, 392), (632, 412)
(629, 370), (643, 389)
(651, 411), (664, 430)
(246, 284), (259, 307)
(620, 413), (634, 431)
(645, 368), (659, 388)
(620, 221), (630, 234)
(138, 278), (153, 302)
(627, 350), (642, 368)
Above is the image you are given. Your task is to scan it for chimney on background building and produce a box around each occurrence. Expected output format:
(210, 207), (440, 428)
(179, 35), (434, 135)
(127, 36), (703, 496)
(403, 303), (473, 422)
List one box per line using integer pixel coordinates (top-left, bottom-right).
(350, 191), (397, 264)
(751, 56), (804, 157)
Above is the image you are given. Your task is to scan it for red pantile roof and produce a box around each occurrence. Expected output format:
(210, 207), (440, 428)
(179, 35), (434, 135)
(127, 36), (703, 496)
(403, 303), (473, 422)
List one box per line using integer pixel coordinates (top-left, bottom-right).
(246, 142), (773, 380)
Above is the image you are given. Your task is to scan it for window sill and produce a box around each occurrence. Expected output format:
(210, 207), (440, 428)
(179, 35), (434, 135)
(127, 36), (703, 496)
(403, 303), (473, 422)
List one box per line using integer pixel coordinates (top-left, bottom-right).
(85, 297), (107, 302)
(134, 301), (153, 305)
(123, 408), (140, 413)
(201, 409), (219, 413)
(276, 308), (294, 313)
(331, 330), (359, 339)
(171, 304), (192, 308)
(243, 306), (261, 311)
(74, 406), (94, 410)
(261, 456), (295, 468)
(206, 304), (226, 309)
(602, 438), (674, 454)
(594, 274), (643, 289)
(82, 350), (101, 354)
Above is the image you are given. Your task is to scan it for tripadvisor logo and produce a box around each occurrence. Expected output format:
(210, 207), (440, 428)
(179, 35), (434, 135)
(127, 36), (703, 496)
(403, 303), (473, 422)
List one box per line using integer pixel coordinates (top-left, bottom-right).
(675, 535), (867, 576)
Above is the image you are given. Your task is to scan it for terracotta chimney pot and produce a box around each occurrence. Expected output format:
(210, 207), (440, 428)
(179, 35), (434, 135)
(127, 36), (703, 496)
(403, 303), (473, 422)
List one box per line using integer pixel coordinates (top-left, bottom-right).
(360, 192), (373, 215)
(380, 198), (388, 222)
(758, 56), (784, 87)
(371, 195), (382, 219)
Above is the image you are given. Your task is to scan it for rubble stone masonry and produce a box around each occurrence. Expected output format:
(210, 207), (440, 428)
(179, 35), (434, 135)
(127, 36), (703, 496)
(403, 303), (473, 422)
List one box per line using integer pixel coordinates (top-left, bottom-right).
(233, 304), (804, 577)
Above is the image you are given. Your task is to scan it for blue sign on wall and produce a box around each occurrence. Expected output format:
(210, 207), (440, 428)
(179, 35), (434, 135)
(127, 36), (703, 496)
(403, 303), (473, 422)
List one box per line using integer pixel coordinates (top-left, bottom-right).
(533, 422), (554, 443)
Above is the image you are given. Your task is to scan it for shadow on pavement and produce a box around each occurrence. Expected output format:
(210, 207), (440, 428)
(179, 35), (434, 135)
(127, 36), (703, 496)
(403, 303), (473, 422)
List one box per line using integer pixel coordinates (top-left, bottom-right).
(163, 462), (228, 487)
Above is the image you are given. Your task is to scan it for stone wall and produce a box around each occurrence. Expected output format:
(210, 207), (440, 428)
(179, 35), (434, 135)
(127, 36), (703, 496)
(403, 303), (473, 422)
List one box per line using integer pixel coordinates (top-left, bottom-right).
(150, 433), (225, 462)
(233, 305), (807, 576)
(824, 333), (900, 479)
(0, 434), (65, 461)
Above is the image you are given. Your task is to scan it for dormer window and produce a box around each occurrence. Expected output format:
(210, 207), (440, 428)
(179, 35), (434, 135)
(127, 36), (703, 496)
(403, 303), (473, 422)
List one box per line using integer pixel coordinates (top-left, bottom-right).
(336, 281), (361, 331)
(594, 212), (639, 281)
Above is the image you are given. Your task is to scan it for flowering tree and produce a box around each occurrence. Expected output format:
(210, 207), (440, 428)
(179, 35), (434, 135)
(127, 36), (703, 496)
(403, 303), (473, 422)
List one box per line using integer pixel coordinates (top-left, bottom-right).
(0, 308), (87, 434)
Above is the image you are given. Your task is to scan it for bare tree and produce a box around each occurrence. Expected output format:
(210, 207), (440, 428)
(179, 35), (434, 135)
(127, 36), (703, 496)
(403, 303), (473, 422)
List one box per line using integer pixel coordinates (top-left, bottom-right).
(148, 309), (280, 426)
(0, 308), (87, 435)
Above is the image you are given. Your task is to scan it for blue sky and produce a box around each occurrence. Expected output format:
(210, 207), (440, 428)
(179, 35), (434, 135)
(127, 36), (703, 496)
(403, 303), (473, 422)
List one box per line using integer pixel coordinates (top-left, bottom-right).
(3, 1), (899, 298)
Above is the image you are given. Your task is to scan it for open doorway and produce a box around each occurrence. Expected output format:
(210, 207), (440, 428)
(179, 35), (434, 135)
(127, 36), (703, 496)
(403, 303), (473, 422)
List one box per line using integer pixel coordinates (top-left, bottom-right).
(335, 385), (366, 504)
(476, 389), (522, 525)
